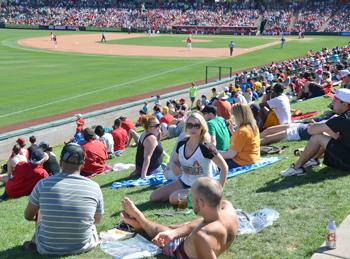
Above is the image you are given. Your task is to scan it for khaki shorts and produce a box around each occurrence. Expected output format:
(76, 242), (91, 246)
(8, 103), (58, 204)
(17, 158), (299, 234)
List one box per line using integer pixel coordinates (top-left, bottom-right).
(34, 219), (99, 256)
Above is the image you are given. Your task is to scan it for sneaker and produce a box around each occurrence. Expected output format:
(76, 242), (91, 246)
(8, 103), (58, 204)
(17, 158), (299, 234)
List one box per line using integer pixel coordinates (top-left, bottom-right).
(279, 163), (306, 177)
(304, 158), (321, 168)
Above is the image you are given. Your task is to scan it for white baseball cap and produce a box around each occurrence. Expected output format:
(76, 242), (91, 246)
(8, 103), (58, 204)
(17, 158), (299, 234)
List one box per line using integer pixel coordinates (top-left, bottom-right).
(340, 70), (350, 79)
(333, 89), (350, 103)
(223, 87), (228, 92)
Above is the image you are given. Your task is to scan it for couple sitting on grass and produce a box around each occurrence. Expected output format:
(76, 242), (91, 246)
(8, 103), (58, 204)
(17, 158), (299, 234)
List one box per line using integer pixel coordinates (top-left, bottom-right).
(23, 141), (239, 258)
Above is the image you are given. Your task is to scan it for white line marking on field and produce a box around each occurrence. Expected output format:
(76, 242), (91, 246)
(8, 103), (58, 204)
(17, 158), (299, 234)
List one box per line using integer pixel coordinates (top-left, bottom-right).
(0, 56), (220, 118)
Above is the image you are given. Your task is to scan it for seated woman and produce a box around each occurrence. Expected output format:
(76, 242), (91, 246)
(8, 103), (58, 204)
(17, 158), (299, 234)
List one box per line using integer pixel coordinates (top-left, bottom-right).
(38, 141), (60, 176)
(150, 112), (228, 205)
(195, 99), (205, 111)
(221, 103), (260, 169)
(305, 71), (333, 98)
(244, 87), (253, 104)
(160, 111), (185, 140)
(129, 115), (165, 179)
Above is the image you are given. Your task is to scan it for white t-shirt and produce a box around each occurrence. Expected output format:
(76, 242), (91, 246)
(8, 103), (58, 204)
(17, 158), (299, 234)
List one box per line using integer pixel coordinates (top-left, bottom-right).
(267, 94), (291, 125)
(176, 138), (218, 187)
(236, 94), (247, 104)
(99, 132), (114, 153)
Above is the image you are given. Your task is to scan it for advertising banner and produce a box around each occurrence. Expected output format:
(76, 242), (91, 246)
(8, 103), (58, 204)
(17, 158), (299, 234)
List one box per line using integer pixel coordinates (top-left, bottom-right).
(5, 24), (39, 29)
(86, 26), (121, 32)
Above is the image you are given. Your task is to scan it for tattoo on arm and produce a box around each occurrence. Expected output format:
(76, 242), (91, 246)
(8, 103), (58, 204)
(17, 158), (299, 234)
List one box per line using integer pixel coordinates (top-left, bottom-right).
(226, 228), (233, 243)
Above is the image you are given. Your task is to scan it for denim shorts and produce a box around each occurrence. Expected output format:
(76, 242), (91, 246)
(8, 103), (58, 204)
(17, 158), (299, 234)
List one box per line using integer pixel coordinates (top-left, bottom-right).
(178, 178), (191, 189)
(297, 123), (312, 141)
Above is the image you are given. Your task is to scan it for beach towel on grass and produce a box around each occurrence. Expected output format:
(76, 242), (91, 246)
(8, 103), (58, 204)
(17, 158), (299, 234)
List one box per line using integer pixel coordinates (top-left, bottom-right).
(291, 111), (319, 122)
(110, 157), (284, 189)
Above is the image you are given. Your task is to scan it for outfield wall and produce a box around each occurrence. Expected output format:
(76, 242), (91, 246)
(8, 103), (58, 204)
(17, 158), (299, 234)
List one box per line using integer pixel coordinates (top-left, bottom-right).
(0, 78), (233, 161)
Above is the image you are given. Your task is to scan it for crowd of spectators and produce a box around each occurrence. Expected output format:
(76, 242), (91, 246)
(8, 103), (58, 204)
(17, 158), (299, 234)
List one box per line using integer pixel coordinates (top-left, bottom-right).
(323, 8), (350, 32)
(262, 8), (293, 34)
(293, 1), (337, 32)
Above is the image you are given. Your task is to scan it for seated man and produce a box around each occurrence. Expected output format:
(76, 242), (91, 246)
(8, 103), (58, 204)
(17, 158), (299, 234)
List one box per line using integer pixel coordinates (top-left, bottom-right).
(120, 177), (239, 259)
(280, 89), (350, 176)
(81, 127), (108, 176)
(202, 105), (230, 151)
(0, 149), (49, 202)
(259, 83), (291, 128)
(24, 143), (104, 255)
(111, 119), (127, 152)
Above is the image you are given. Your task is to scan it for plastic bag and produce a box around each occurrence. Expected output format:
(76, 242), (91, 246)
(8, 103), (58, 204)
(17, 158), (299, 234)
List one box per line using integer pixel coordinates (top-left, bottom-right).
(100, 229), (134, 242)
(100, 234), (162, 259)
(237, 209), (279, 235)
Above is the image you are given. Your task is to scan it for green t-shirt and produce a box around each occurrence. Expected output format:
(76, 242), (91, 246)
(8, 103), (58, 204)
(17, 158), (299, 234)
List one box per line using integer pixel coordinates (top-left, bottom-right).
(189, 87), (196, 98)
(207, 116), (230, 151)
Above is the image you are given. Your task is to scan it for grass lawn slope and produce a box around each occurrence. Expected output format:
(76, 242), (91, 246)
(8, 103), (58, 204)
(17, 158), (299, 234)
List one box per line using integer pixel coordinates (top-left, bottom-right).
(1, 92), (350, 258)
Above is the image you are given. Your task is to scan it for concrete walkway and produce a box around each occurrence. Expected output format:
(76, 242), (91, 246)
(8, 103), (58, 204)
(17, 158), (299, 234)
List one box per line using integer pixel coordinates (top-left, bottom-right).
(311, 214), (350, 259)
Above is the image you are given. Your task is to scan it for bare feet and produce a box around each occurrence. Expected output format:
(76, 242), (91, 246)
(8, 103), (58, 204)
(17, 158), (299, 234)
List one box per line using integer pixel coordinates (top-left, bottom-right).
(121, 197), (143, 220)
(120, 211), (142, 232)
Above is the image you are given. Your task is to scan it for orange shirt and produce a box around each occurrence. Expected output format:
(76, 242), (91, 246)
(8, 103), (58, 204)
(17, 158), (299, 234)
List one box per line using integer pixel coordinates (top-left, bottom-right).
(229, 126), (260, 166)
(213, 100), (232, 120)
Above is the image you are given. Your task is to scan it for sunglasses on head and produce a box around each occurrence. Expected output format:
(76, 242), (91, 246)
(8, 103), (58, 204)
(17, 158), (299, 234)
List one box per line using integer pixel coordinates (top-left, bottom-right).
(187, 123), (201, 129)
(149, 123), (161, 129)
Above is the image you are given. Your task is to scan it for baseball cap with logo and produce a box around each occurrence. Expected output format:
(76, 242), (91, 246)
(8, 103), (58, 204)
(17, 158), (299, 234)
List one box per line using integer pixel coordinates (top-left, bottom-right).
(60, 143), (85, 165)
(30, 149), (45, 165)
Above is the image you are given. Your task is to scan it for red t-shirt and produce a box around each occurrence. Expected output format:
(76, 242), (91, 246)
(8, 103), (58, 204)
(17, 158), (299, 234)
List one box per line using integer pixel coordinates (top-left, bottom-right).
(323, 81), (333, 95)
(111, 128), (128, 151)
(76, 118), (85, 132)
(121, 120), (136, 134)
(81, 140), (108, 174)
(187, 39), (191, 43)
(160, 113), (174, 124)
(5, 161), (49, 198)
(213, 100), (232, 120)
(228, 86), (234, 93)
(10, 147), (29, 160)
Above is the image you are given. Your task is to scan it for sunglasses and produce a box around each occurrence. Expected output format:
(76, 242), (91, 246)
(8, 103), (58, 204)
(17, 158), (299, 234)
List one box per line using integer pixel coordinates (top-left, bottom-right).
(187, 123), (201, 129)
(149, 123), (161, 129)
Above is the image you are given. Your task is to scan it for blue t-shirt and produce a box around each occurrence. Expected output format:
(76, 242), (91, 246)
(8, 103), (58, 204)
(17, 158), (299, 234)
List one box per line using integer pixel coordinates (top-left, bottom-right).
(155, 112), (163, 121)
(240, 84), (247, 92)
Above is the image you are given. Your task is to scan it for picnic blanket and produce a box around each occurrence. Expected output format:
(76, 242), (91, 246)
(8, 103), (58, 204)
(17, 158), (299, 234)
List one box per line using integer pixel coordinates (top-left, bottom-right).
(110, 157), (284, 189)
(291, 111), (319, 122)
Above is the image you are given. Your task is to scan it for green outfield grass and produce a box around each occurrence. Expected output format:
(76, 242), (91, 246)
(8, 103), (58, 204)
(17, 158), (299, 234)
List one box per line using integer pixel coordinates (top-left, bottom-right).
(103, 35), (279, 48)
(1, 93), (350, 259)
(0, 29), (349, 128)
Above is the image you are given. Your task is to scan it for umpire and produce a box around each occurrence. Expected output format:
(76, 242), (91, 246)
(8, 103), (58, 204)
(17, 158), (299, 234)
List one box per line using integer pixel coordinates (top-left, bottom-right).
(228, 41), (235, 56)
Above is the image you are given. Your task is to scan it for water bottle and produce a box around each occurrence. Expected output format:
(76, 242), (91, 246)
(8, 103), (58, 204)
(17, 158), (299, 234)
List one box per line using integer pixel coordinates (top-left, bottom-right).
(326, 220), (337, 249)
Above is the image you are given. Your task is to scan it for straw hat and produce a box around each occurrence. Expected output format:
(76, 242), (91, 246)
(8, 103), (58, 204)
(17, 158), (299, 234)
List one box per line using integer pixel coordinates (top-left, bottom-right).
(218, 91), (228, 100)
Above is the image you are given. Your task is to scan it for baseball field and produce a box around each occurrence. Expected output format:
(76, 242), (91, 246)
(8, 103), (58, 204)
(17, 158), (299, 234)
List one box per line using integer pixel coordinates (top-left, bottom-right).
(1, 29), (349, 130)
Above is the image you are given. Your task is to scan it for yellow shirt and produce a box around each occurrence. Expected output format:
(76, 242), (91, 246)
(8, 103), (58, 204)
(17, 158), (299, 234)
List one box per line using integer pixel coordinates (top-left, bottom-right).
(229, 126), (260, 166)
(211, 91), (217, 98)
(253, 81), (262, 91)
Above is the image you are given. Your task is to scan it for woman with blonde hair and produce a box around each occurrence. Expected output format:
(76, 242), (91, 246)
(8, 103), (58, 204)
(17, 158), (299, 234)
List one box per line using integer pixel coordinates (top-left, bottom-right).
(130, 115), (165, 179)
(150, 111), (228, 205)
(244, 87), (253, 104)
(221, 103), (260, 169)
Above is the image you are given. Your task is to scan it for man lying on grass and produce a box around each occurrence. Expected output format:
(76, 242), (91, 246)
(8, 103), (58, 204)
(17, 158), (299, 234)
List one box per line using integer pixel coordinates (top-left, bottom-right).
(280, 89), (350, 176)
(120, 177), (239, 259)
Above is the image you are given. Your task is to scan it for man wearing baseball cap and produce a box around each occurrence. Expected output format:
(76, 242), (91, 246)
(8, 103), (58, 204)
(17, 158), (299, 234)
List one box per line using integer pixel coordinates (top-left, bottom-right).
(280, 89), (350, 176)
(24, 143), (104, 255)
(202, 105), (230, 151)
(0, 149), (49, 202)
(340, 70), (350, 89)
(9, 137), (29, 160)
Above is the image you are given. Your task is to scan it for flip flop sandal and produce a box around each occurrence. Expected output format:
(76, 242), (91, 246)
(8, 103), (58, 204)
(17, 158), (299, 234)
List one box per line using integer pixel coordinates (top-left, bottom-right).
(114, 220), (135, 233)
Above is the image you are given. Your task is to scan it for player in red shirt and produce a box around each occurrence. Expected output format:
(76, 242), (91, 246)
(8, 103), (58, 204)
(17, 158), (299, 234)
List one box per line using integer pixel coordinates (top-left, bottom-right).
(187, 37), (192, 51)
(50, 29), (53, 41)
(80, 128), (108, 176)
(152, 25), (156, 36)
(189, 29), (193, 39)
(2, 149), (48, 200)
(111, 119), (128, 152)
(53, 35), (57, 49)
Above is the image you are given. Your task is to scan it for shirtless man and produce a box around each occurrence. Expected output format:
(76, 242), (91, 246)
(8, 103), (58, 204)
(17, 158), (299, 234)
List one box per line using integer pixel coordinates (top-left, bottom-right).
(120, 177), (239, 259)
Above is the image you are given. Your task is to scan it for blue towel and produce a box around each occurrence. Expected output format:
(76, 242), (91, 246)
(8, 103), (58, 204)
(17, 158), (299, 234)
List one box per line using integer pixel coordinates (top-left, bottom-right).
(110, 157), (284, 189)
